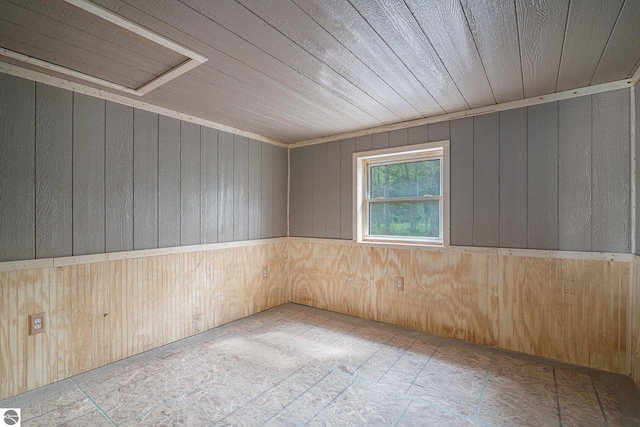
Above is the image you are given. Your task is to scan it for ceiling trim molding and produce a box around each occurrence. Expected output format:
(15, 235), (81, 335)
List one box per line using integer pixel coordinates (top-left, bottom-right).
(0, 60), (288, 148)
(0, 236), (632, 272)
(632, 63), (640, 86)
(0, 237), (290, 272)
(63, 0), (207, 62)
(290, 79), (635, 148)
(0, 0), (208, 97)
(63, 0), (207, 95)
(0, 48), (142, 96)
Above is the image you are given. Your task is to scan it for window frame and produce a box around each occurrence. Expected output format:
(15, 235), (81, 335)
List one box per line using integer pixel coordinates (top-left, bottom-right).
(353, 141), (450, 246)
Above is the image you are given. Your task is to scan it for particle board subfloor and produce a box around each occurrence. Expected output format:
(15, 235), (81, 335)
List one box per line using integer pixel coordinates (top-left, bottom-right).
(2, 303), (639, 426)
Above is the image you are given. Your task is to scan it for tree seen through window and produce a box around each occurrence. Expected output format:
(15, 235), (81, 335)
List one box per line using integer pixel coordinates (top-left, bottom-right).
(368, 159), (441, 238)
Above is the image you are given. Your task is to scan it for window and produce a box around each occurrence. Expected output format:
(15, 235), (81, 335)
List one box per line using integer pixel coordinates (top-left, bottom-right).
(354, 141), (449, 245)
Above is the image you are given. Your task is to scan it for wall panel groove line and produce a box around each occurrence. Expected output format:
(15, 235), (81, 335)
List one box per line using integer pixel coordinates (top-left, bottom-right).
(34, 82), (37, 258)
(631, 85), (636, 255)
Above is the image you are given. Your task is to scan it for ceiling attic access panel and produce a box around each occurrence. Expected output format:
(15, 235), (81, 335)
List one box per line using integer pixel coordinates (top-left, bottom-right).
(0, 0), (207, 96)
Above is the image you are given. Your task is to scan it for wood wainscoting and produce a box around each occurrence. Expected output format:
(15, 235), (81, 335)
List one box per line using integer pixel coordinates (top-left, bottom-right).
(2, 237), (639, 400)
(0, 239), (288, 400)
(287, 239), (632, 377)
(633, 257), (640, 387)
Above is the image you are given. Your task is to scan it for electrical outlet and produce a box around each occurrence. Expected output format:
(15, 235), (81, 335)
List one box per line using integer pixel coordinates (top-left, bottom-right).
(396, 277), (404, 290)
(262, 266), (268, 279)
(29, 312), (45, 335)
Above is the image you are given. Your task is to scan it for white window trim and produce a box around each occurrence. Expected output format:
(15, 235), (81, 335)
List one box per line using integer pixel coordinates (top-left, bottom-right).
(353, 141), (450, 246)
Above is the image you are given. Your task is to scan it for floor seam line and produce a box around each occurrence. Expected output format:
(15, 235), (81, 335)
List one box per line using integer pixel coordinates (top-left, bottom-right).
(260, 369), (333, 426)
(591, 376), (610, 427)
(402, 344), (439, 395)
(554, 366), (563, 427)
(474, 351), (495, 420)
(219, 360), (313, 424)
(74, 381), (118, 427)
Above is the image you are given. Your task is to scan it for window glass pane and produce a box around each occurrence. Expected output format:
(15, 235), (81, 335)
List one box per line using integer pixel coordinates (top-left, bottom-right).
(369, 201), (440, 238)
(369, 159), (440, 198)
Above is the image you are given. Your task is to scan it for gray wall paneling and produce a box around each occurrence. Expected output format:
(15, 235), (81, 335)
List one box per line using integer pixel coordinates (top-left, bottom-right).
(428, 121), (450, 142)
(273, 145), (288, 237)
(299, 145), (314, 237)
(233, 135), (249, 241)
(180, 122), (201, 246)
(261, 142), (275, 238)
(36, 83), (72, 258)
(1, 75), (633, 259)
(1, 74), (290, 262)
(289, 147), (302, 237)
(326, 141), (341, 239)
(158, 116), (181, 248)
(355, 134), (372, 152)
(0, 74), (35, 261)
(527, 102), (558, 249)
(105, 101), (133, 253)
(636, 82), (640, 255)
(450, 117), (474, 246)
(371, 132), (389, 150)
(312, 143), (327, 237)
(558, 97), (592, 251)
(408, 125), (427, 144)
(591, 89), (630, 252)
(340, 138), (356, 239)
(473, 113), (500, 247)
(218, 131), (234, 243)
(499, 108), (527, 248)
(248, 140), (262, 240)
(133, 109), (158, 250)
(288, 91), (630, 253)
(390, 128), (408, 147)
(73, 93), (105, 255)
(201, 127), (218, 244)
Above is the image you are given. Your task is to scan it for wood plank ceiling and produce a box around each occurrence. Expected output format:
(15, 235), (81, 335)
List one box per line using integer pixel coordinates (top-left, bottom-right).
(1, 0), (639, 143)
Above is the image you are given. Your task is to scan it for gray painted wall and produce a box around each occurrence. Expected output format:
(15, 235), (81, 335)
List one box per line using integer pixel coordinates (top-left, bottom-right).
(636, 81), (640, 256)
(0, 73), (287, 262)
(291, 89), (632, 253)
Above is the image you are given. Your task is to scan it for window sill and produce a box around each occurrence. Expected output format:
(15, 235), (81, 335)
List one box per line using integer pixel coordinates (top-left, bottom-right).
(358, 238), (445, 248)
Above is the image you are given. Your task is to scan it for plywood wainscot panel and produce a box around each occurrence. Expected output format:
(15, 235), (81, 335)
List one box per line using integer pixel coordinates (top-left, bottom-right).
(632, 259), (640, 386)
(289, 241), (373, 320)
(288, 239), (632, 379)
(413, 250), (499, 346)
(498, 256), (629, 372)
(0, 240), (288, 400)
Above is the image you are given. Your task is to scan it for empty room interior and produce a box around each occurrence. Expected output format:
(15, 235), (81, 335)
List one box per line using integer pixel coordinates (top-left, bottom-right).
(2, 0), (640, 425)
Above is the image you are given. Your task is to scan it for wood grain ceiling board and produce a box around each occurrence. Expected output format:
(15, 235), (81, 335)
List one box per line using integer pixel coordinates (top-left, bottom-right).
(181, 0), (402, 124)
(155, 67), (336, 141)
(108, 0), (381, 138)
(516, 0), (570, 98)
(556, 0), (625, 91)
(404, 0), (496, 108)
(1, 0), (639, 143)
(238, 0), (433, 121)
(460, 0), (524, 103)
(350, 0), (469, 113)
(291, 0), (446, 117)
(591, 0), (640, 84)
